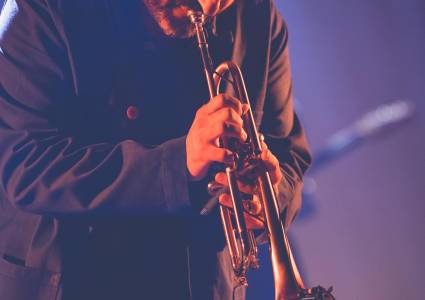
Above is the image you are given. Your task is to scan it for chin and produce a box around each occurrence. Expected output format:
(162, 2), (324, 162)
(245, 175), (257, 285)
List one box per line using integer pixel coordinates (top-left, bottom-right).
(144, 1), (197, 38)
(164, 6), (196, 38)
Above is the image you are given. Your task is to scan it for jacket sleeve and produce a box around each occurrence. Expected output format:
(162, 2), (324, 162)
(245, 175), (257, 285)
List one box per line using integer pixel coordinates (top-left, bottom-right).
(0, 0), (190, 216)
(261, 1), (312, 228)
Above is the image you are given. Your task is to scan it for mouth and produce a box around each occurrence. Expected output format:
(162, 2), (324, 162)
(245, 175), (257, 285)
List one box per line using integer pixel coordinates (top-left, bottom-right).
(143, 0), (200, 38)
(169, 5), (193, 18)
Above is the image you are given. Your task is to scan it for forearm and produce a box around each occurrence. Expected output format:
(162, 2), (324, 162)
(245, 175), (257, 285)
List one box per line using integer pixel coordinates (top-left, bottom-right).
(0, 128), (191, 216)
(261, 2), (312, 227)
(0, 0), (191, 216)
(269, 120), (311, 228)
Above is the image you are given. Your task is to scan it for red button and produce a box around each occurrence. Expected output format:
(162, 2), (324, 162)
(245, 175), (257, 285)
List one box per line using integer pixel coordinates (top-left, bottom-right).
(126, 105), (139, 120)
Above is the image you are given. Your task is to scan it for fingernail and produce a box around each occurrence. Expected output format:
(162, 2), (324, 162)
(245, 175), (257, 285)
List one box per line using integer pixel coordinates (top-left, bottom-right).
(242, 104), (250, 114)
(214, 173), (224, 182)
(242, 130), (248, 141)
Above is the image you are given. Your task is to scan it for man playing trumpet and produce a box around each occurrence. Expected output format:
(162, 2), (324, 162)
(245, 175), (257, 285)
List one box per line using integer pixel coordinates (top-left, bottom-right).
(0, 0), (310, 299)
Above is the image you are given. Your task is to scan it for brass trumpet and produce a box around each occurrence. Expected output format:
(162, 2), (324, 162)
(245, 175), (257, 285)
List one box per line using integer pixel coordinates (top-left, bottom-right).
(188, 11), (335, 300)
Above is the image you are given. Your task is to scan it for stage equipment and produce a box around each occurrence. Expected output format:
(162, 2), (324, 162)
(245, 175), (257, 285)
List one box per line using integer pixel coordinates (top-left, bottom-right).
(188, 11), (335, 300)
(310, 100), (414, 172)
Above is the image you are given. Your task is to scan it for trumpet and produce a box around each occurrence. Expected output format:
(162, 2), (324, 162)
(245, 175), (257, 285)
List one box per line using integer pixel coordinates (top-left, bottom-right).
(188, 11), (335, 300)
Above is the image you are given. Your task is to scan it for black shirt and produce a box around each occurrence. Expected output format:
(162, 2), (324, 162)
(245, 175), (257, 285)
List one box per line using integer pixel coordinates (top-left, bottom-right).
(0, 0), (311, 299)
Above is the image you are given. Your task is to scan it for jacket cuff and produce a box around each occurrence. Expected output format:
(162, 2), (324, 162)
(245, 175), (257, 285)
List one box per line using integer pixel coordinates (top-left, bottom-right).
(160, 136), (191, 214)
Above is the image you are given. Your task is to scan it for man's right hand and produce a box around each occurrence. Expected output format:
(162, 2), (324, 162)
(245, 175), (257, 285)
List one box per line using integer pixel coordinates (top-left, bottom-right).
(186, 94), (248, 180)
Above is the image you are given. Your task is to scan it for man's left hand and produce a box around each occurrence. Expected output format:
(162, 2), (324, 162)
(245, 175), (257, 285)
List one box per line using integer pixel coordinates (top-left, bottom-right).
(214, 141), (283, 230)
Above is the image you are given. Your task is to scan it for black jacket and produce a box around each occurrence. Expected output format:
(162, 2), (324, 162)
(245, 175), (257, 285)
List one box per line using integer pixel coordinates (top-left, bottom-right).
(0, 0), (311, 299)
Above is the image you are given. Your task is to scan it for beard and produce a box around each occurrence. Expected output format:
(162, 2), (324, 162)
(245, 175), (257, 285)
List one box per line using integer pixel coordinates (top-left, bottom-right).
(143, 0), (201, 38)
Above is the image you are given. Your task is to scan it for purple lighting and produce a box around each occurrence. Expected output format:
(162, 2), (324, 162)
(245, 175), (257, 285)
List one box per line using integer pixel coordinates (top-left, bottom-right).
(248, 1), (425, 299)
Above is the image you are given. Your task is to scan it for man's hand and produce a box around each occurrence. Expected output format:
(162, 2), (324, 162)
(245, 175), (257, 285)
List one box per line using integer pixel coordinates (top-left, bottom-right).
(186, 94), (248, 180)
(214, 141), (283, 230)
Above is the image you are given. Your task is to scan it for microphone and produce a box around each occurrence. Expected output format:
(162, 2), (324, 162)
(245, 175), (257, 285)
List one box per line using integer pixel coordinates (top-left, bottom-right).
(310, 100), (415, 173)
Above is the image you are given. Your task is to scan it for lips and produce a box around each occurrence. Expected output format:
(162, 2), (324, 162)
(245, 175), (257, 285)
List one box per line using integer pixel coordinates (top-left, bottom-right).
(143, 0), (200, 38)
(170, 6), (192, 18)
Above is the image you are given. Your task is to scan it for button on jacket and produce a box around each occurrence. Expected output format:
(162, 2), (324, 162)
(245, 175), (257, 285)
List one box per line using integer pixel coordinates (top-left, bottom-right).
(0, 0), (311, 299)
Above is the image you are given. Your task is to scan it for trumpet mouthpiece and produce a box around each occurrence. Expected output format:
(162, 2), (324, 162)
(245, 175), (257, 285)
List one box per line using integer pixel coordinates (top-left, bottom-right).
(188, 10), (206, 25)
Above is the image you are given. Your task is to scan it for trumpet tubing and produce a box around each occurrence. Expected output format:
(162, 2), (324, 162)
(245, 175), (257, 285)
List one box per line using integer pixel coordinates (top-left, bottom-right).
(188, 10), (335, 300)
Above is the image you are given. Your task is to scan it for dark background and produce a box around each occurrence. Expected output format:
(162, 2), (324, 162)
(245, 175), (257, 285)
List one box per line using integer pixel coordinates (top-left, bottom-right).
(1, 1), (424, 299)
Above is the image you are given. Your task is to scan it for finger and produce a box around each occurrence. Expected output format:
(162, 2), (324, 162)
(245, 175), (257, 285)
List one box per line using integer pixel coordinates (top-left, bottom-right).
(219, 193), (232, 208)
(210, 106), (244, 125)
(203, 94), (241, 115)
(237, 181), (257, 194)
(260, 148), (277, 170)
(260, 140), (268, 150)
(215, 172), (228, 186)
(219, 195), (262, 217)
(245, 214), (264, 230)
(260, 148), (283, 184)
(207, 120), (247, 142)
(244, 198), (262, 215)
(203, 94), (248, 116)
(207, 106), (248, 141)
(215, 172), (257, 194)
(219, 195), (264, 230)
(206, 145), (234, 164)
(244, 197), (264, 230)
